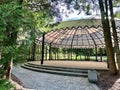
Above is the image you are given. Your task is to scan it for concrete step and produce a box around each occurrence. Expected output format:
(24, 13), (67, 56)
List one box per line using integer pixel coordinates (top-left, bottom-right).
(21, 63), (88, 77)
(24, 63), (88, 73)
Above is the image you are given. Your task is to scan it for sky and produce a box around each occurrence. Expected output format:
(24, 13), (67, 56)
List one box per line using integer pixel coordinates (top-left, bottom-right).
(53, 1), (120, 22)
(62, 8), (120, 21)
(62, 10), (100, 21)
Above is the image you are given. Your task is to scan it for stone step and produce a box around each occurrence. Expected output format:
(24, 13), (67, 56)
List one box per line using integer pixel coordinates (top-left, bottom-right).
(21, 64), (88, 77)
(24, 63), (88, 73)
(27, 62), (89, 71)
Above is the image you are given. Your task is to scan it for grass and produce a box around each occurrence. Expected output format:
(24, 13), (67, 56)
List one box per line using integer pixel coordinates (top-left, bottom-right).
(52, 19), (102, 30)
(35, 53), (107, 61)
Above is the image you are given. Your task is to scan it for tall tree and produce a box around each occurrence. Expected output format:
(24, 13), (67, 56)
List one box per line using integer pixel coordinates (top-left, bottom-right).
(0, 0), (60, 80)
(0, 0), (36, 80)
(98, 0), (117, 75)
(109, 0), (120, 73)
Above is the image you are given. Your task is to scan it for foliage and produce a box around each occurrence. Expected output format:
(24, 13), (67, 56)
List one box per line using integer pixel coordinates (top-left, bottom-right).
(115, 12), (120, 18)
(0, 0), (37, 80)
(0, 0), (35, 34)
(0, 0), (57, 80)
(0, 79), (13, 90)
(49, 0), (99, 20)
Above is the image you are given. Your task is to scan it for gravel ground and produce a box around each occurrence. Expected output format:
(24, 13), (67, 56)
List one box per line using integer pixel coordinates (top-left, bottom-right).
(12, 65), (99, 90)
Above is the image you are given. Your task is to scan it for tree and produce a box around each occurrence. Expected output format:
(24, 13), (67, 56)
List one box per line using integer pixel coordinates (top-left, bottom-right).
(0, 0), (36, 80)
(109, 0), (120, 74)
(0, 0), (61, 81)
(98, 0), (117, 75)
(24, 0), (54, 61)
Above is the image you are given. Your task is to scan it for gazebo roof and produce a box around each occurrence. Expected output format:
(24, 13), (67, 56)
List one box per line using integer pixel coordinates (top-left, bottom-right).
(36, 19), (120, 49)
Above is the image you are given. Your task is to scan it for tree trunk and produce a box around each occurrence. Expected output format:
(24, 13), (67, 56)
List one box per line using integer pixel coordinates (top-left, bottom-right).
(98, 0), (117, 75)
(6, 59), (13, 81)
(108, 0), (120, 73)
(31, 41), (36, 61)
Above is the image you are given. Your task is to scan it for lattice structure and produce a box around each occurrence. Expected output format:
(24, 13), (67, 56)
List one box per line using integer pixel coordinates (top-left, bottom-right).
(36, 25), (120, 49)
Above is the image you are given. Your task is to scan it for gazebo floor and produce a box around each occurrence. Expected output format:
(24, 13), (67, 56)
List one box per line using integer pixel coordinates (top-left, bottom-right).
(28, 60), (109, 70)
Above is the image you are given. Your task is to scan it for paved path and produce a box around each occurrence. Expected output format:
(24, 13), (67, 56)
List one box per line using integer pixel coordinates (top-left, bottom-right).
(12, 65), (99, 90)
(109, 79), (120, 90)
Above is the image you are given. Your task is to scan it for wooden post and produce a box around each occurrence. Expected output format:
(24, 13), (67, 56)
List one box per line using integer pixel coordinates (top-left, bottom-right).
(57, 48), (59, 60)
(95, 46), (98, 61)
(100, 48), (103, 62)
(71, 48), (72, 60)
(49, 43), (51, 60)
(45, 46), (47, 60)
(84, 49), (86, 60)
(55, 48), (57, 60)
(80, 49), (81, 60)
(41, 32), (45, 65)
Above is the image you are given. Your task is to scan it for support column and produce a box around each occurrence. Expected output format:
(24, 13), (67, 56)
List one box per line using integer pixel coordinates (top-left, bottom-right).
(80, 49), (81, 60)
(57, 48), (59, 60)
(71, 48), (72, 60)
(95, 46), (98, 61)
(55, 48), (57, 60)
(84, 49), (86, 60)
(86, 48), (90, 61)
(39, 45), (42, 60)
(45, 46), (47, 60)
(100, 48), (103, 62)
(85, 48), (87, 61)
(28, 47), (31, 61)
(41, 32), (45, 65)
(31, 42), (36, 61)
(49, 43), (51, 60)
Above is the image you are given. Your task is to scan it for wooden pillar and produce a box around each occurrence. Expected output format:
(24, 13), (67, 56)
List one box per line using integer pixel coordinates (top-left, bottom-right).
(86, 48), (88, 60)
(31, 42), (36, 61)
(39, 45), (42, 60)
(45, 46), (48, 60)
(84, 48), (86, 60)
(63, 49), (65, 60)
(85, 48), (88, 60)
(75, 49), (78, 60)
(57, 48), (59, 60)
(28, 47), (31, 61)
(80, 52), (81, 60)
(95, 46), (98, 61)
(41, 32), (45, 65)
(55, 48), (57, 60)
(80, 49), (81, 60)
(71, 48), (72, 60)
(87, 48), (90, 61)
(67, 50), (69, 60)
(100, 48), (103, 62)
(49, 43), (51, 60)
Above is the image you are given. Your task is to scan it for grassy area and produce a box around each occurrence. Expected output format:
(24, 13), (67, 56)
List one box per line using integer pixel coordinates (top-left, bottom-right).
(52, 19), (102, 30)
(35, 52), (107, 61)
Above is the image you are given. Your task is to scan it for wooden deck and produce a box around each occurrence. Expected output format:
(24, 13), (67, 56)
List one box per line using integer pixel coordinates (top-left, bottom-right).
(28, 60), (109, 70)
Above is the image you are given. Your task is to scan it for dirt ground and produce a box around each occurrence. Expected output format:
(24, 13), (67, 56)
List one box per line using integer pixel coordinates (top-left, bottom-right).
(97, 71), (120, 90)
(11, 73), (22, 85)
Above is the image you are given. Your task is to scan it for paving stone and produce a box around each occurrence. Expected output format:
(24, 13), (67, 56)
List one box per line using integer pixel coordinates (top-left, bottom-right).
(12, 65), (99, 90)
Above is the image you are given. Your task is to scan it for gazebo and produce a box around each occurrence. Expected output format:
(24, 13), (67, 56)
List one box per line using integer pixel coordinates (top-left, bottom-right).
(35, 19), (120, 64)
